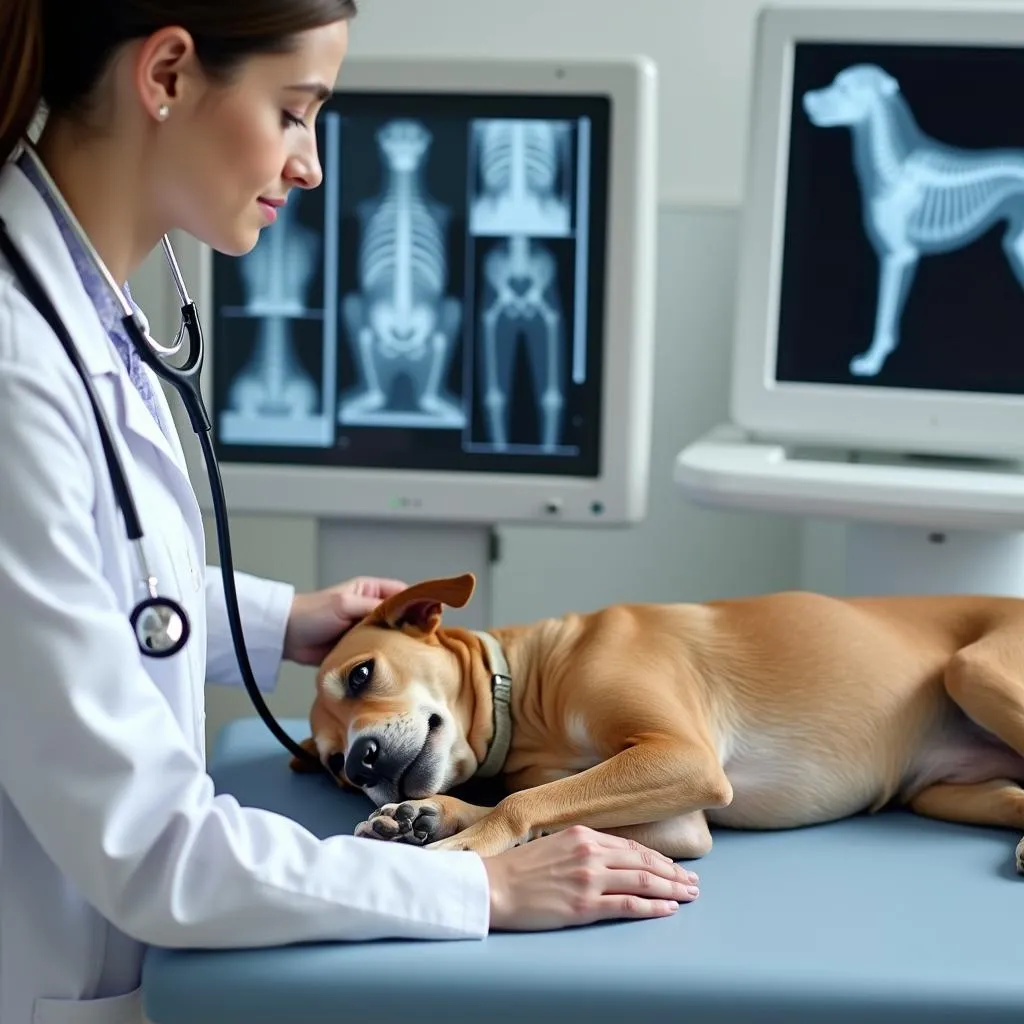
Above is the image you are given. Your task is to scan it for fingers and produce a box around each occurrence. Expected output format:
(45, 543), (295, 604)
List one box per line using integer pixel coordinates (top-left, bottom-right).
(591, 894), (683, 921)
(603, 865), (700, 905)
(587, 828), (675, 859)
(602, 846), (699, 885)
(564, 825), (699, 883)
(352, 576), (408, 598)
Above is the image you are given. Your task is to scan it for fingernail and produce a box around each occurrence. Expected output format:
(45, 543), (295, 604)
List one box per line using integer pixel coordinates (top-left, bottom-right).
(686, 885), (700, 898)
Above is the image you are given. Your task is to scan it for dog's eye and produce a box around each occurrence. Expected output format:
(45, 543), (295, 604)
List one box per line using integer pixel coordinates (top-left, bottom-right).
(347, 660), (374, 696)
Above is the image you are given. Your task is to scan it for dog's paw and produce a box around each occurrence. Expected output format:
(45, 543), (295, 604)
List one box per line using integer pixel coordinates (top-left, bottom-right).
(354, 800), (444, 846)
(1016, 835), (1023, 875)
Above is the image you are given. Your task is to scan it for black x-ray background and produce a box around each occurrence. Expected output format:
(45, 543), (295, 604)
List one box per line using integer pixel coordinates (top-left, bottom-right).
(210, 91), (611, 478)
(776, 42), (1024, 395)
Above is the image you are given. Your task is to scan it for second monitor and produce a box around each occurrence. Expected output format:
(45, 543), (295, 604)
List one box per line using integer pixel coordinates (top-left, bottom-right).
(731, 6), (1024, 462)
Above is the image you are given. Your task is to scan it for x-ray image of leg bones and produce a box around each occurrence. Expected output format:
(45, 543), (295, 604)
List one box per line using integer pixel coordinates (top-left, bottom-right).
(470, 119), (573, 238)
(479, 234), (565, 451)
(803, 64), (1024, 377)
(339, 119), (464, 428)
(221, 195), (325, 443)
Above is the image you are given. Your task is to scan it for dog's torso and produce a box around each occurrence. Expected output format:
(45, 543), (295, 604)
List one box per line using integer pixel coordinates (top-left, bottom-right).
(490, 591), (1024, 830)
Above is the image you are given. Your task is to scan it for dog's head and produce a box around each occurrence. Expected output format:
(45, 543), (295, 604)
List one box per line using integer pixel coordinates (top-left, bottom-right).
(803, 64), (899, 128)
(295, 572), (492, 807)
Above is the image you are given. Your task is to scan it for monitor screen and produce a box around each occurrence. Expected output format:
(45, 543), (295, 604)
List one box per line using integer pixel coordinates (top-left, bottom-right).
(210, 90), (611, 478)
(775, 42), (1024, 397)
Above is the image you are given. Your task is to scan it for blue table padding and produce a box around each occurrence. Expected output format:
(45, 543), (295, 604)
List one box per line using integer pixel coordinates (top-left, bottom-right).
(141, 716), (1024, 1023)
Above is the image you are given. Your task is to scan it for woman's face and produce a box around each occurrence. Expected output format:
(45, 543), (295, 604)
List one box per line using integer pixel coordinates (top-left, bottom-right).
(151, 21), (349, 255)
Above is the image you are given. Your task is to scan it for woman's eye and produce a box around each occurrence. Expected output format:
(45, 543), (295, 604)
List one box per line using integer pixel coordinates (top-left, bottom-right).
(282, 111), (306, 129)
(347, 660), (374, 695)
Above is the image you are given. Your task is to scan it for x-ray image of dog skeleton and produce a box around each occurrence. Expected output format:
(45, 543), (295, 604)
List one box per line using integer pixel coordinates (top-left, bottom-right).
(470, 119), (573, 238)
(480, 234), (565, 451)
(803, 64), (1024, 378)
(226, 195), (320, 419)
(338, 119), (464, 428)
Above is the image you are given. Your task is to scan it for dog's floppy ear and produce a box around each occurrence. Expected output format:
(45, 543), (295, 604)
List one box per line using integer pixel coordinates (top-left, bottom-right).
(370, 572), (476, 635)
(289, 736), (323, 774)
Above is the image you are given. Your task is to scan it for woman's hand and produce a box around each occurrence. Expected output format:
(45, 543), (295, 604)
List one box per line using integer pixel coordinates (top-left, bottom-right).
(482, 825), (699, 931)
(283, 576), (407, 666)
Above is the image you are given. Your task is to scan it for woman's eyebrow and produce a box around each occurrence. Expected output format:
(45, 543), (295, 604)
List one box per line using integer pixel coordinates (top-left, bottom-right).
(285, 82), (332, 101)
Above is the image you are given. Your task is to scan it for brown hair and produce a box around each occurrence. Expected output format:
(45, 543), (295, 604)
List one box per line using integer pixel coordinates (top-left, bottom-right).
(0, 0), (358, 165)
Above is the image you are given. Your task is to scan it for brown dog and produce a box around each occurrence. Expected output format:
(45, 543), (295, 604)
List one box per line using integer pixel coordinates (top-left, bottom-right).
(291, 572), (1024, 870)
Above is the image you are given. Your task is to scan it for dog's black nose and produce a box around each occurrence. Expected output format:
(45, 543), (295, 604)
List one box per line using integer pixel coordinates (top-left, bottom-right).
(345, 736), (381, 788)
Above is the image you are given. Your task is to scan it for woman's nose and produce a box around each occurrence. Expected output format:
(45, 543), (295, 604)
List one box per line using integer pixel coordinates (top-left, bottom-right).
(286, 147), (323, 191)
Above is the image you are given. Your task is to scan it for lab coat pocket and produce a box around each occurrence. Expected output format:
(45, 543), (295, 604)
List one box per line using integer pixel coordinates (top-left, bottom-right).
(33, 986), (143, 1024)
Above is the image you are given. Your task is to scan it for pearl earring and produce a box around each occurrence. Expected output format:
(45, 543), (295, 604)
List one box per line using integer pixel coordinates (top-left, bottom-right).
(157, 104), (170, 121)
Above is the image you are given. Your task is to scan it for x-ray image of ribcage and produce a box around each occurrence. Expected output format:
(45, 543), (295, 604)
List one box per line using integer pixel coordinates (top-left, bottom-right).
(219, 194), (326, 444)
(338, 119), (465, 428)
(469, 119), (573, 238)
(479, 235), (565, 451)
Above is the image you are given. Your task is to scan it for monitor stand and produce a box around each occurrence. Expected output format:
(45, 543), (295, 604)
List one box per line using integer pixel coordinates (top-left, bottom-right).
(316, 520), (499, 630)
(675, 424), (1024, 598)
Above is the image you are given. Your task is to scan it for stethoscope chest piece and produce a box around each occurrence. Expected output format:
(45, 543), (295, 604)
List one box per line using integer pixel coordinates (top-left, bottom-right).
(130, 595), (190, 658)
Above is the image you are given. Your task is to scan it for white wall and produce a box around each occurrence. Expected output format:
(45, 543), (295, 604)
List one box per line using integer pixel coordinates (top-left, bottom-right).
(137, 0), (1012, 748)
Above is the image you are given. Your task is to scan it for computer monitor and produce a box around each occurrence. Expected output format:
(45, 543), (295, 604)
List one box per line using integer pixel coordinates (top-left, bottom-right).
(178, 55), (657, 526)
(731, 5), (1024, 461)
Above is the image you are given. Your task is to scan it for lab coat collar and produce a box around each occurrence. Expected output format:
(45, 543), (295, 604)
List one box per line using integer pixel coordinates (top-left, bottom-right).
(0, 160), (189, 487)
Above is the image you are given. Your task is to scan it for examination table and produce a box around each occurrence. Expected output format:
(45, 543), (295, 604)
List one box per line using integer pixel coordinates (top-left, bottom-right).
(141, 717), (1024, 1023)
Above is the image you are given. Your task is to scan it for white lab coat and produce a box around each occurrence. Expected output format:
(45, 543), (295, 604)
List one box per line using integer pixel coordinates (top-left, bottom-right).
(0, 162), (490, 1024)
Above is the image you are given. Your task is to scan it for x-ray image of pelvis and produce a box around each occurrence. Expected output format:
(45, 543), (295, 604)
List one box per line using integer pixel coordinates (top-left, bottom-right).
(803, 63), (1024, 378)
(477, 234), (567, 453)
(219, 192), (329, 447)
(470, 118), (574, 238)
(338, 119), (466, 429)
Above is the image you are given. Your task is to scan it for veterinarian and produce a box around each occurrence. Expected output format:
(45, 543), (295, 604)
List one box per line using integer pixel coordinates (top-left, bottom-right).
(0, 2), (697, 1022)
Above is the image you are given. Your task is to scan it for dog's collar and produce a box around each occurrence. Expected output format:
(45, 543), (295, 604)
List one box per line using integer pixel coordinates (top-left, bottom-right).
(472, 630), (513, 778)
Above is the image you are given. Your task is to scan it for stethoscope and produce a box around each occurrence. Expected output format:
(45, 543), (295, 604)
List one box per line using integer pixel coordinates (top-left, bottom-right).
(0, 143), (322, 771)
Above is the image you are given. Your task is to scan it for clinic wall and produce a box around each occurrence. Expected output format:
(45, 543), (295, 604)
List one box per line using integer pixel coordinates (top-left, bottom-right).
(132, 0), (979, 750)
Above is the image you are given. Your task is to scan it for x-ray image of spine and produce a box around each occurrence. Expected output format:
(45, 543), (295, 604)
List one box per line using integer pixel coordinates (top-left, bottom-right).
(224, 196), (320, 425)
(338, 119), (465, 428)
(803, 64), (1024, 378)
(469, 119), (573, 238)
(479, 234), (565, 452)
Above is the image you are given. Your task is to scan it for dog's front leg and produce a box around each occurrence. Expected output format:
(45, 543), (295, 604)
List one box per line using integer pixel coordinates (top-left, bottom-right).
(354, 794), (492, 847)
(850, 248), (918, 376)
(428, 739), (732, 857)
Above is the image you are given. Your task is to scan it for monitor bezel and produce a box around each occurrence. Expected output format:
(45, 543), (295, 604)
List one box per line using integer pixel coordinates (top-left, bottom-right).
(172, 54), (658, 526)
(731, 5), (1024, 461)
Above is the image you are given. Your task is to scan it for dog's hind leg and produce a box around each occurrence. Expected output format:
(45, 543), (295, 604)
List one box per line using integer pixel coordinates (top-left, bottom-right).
(604, 810), (713, 862)
(908, 779), (1024, 873)
(850, 248), (918, 377)
(935, 634), (1024, 872)
(1000, 213), (1024, 290)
